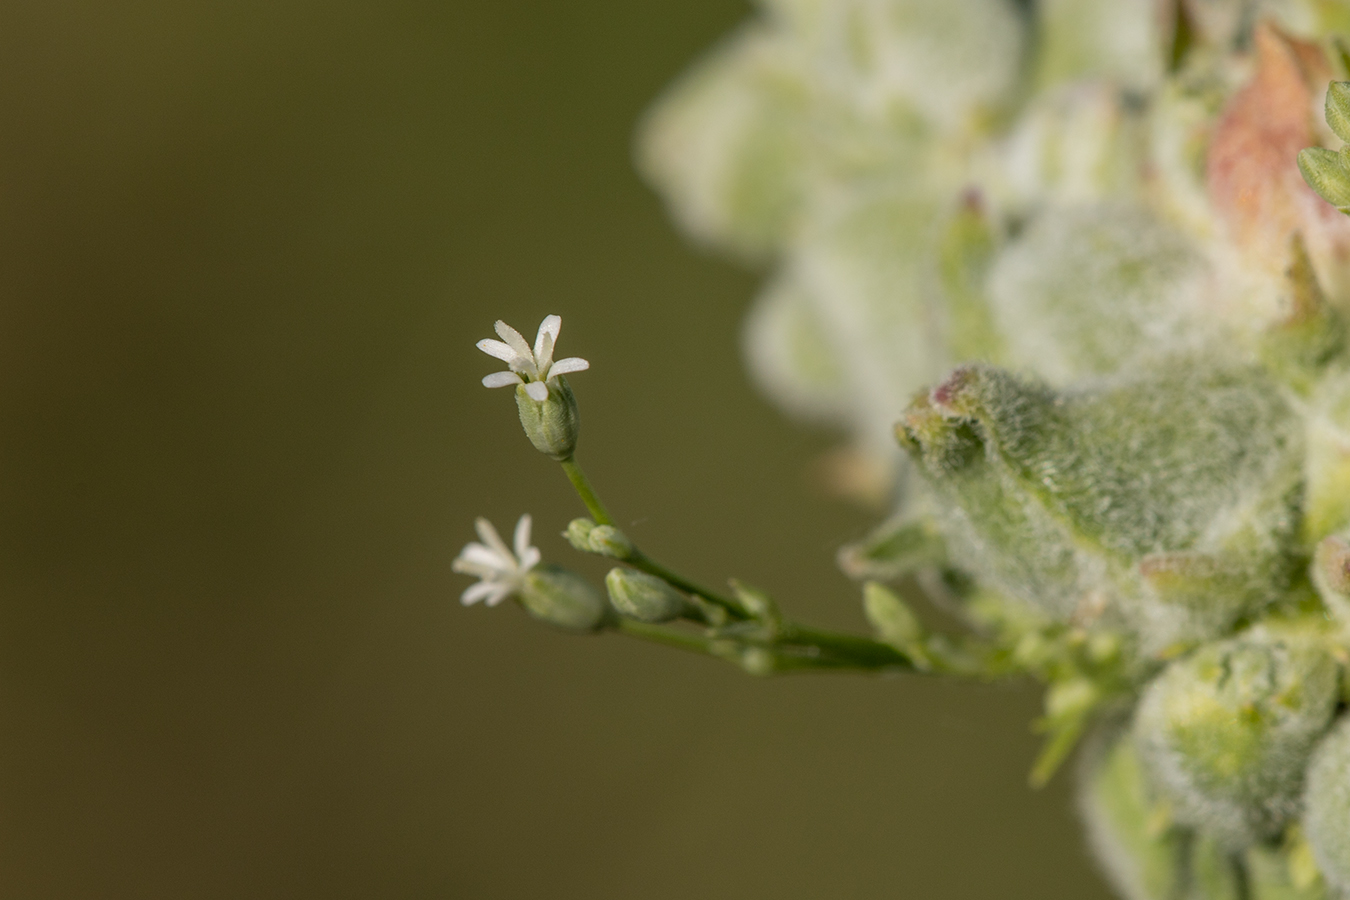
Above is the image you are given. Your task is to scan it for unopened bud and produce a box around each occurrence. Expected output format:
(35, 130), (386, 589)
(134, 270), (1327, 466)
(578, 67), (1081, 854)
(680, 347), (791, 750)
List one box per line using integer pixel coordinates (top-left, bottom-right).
(898, 358), (1301, 650)
(563, 518), (634, 559)
(515, 378), (579, 460)
(604, 568), (689, 623)
(730, 579), (779, 624)
(1133, 625), (1340, 847)
(518, 565), (609, 632)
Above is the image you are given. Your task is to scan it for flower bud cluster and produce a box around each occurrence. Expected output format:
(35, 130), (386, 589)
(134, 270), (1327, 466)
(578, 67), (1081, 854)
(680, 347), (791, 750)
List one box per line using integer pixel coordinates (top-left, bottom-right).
(633, 0), (1350, 892)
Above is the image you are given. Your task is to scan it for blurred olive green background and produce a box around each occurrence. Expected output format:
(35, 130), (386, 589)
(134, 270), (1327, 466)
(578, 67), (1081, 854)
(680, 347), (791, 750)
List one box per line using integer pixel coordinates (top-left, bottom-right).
(0, 2), (1113, 898)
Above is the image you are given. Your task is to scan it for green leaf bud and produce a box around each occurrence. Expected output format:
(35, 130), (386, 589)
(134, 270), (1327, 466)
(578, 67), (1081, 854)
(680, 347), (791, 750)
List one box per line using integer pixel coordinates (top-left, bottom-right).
(515, 377), (579, 461)
(604, 568), (689, 624)
(1133, 626), (1340, 848)
(1325, 81), (1350, 144)
(518, 565), (610, 633)
(1297, 147), (1350, 212)
(1303, 716), (1350, 894)
(563, 518), (634, 560)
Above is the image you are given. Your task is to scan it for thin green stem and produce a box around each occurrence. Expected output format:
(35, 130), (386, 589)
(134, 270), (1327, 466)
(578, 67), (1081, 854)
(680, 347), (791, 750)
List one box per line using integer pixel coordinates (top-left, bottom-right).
(616, 619), (916, 674)
(778, 623), (917, 670)
(559, 457), (613, 526)
(616, 618), (720, 656)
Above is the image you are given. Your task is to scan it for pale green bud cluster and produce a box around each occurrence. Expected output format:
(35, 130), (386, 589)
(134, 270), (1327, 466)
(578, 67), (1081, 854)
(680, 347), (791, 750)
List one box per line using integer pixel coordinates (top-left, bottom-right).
(624, 0), (1350, 894)
(564, 517), (634, 560)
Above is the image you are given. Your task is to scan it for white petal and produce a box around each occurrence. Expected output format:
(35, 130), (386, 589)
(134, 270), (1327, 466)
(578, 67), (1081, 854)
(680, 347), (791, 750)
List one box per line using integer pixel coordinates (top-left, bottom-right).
(482, 371), (523, 389)
(474, 517), (512, 560)
(536, 315), (561, 351)
(524, 381), (549, 402)
(517, 546), (541, 572)
(548, 357), (589, 376)
(453, 561), (496, 580)
(483, 584), (514, 607)
(535, 330), (555, 375)
(495, 320), (534, 360)
(513, 514), (534, 560)
(461, 581), (498, 605)
(477, 339), (526, 367)
(457, 543), (507, 571)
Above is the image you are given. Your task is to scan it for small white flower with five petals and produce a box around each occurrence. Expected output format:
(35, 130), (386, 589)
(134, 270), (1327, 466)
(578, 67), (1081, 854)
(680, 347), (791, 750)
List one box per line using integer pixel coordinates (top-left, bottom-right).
(452, 515), (541, 606)
(477, 315), (589, 401)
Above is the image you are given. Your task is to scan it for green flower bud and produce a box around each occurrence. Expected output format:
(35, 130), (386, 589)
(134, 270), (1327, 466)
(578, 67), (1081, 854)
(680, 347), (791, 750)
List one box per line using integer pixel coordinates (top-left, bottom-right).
(604, 568), (689, 623)
(1303, 716), (1350, 894)
(1133, 626), (1340, 848)
(515, 378), (579, 461)
(518, 565), (610, 632)
(563, 518), (634, 560)
(897, 357), (1303, 651)
(1297, 147), (1350, 212)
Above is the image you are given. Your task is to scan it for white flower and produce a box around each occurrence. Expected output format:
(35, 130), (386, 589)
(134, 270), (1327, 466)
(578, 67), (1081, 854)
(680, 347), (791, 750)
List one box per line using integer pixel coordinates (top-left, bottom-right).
(452, 514), (542, 606)
(476, 315), (590, 401)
